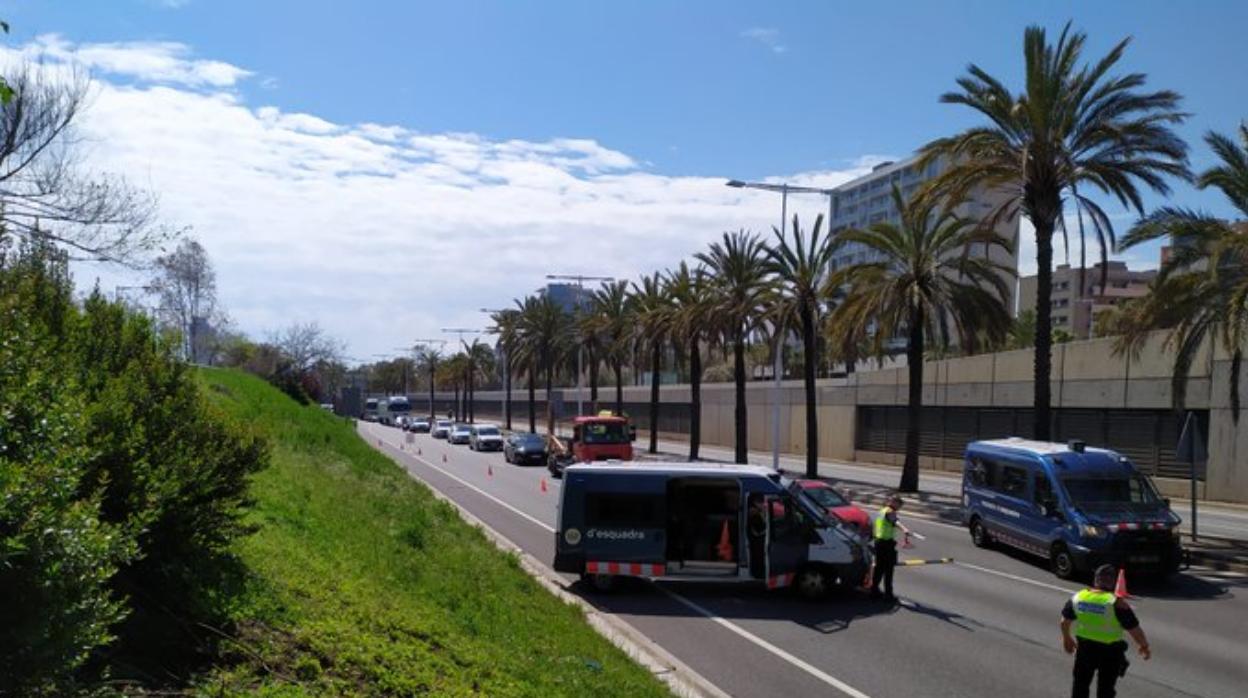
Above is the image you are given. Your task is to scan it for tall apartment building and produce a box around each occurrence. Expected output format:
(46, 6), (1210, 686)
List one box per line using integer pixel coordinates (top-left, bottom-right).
(826, 154), (1020, 323)
(1017, 261), (1156, 340)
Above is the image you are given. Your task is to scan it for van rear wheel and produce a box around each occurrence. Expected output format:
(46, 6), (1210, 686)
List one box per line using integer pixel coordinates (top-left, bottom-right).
(583, 573), (616, 592)
(970, 518), (992, 549)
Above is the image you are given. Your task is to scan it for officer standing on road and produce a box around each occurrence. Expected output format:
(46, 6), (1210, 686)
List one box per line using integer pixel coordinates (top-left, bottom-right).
(870, 494), (909, 601)
(1060, 564), (1151, 698)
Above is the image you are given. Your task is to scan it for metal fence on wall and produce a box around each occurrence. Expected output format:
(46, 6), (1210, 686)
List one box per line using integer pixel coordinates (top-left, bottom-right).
(856, 406), (1209, 480)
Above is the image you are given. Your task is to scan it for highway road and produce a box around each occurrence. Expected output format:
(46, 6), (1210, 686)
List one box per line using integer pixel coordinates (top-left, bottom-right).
(362, 422), (1247, 698)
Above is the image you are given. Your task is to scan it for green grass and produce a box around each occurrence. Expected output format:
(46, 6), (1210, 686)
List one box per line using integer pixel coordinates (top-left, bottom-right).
(193, 368), (668, 697)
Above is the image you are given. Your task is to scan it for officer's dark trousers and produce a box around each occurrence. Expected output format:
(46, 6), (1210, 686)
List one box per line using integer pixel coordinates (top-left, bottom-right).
(1071, 640), (1126, 698)
(871, 539), (897, 596)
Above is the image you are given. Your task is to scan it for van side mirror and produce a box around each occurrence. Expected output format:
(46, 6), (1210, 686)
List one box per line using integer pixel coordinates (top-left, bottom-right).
(1041, 500), (1060, 519)
(1162, 497), (1171, 508)
(629, 425), (637, 442)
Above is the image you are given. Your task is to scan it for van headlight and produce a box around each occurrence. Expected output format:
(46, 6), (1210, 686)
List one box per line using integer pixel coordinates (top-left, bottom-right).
(1080, 524), (1108, 538)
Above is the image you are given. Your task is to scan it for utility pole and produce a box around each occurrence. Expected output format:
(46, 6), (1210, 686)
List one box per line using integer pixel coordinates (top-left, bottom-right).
(545, 274), (614, 418)
(726, 179), (837, 470)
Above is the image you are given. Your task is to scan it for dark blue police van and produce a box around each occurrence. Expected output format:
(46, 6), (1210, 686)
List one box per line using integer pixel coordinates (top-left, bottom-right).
(962, 438), (1184, 579)
(554, 462), (871, 599)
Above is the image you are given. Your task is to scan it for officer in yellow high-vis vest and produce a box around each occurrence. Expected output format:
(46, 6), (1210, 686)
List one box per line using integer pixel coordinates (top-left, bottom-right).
(1060, 564), (1151, 698)
(870, 494), (909, 601)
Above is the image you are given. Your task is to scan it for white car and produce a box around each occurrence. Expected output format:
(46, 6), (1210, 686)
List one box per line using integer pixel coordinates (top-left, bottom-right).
(448, 423), (472, 445)
(469, 424), (504, 451)
(432, 420), (453, 439)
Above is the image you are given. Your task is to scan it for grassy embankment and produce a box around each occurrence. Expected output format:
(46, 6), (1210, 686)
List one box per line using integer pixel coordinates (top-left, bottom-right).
(196, 368), (667, 696)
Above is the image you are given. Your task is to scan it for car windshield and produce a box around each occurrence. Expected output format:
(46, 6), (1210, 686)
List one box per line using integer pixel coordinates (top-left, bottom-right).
(437, 421), (451, 427)
(1061, 475), (1160, 507)
(515, 434), (545, 446)
(580, 422), (628, 444)
(803, 485), (849, 508)
(477, 427), (499, 436)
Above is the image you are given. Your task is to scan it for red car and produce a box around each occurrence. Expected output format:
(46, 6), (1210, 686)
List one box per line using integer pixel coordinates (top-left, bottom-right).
(798, 480), (871, 538)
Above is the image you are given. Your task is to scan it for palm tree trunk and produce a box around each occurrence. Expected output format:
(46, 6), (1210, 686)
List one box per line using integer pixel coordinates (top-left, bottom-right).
(527, 362), (536, 432)
(733, 333), (748, 464)
(453, 382), (460, 421)
(545, 355), (555, 435)
(467, 366), (474, 423)
(689, 336), (702, 461)
(802, 303), (819, 478)
(1034, 220), (1054, 441)
(901, 307), (924, 493)
(589, 345), (599, 413)
(428, 365), (436, 419)
(614, 359), (624, 415)
(648, 342), (661, 454)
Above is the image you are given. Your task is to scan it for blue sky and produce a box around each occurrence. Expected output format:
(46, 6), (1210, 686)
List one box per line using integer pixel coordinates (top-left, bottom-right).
(4, 0), (1246, 357)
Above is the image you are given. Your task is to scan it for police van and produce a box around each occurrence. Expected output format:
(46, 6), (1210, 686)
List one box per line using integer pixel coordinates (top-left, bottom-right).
(962, 438), (1184, 579)
(554, 462), (872, 599)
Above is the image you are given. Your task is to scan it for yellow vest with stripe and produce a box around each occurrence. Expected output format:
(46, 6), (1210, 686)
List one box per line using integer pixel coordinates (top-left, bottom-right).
(1072, 589), (1123, 644)
(874, 507), (896, 541)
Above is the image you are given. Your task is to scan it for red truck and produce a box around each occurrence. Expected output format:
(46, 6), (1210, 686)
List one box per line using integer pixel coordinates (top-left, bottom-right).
(547, 412), (635, 477)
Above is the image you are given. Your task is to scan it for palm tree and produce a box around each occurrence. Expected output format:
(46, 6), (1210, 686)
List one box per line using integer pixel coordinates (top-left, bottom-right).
(696, 230), (774, 464)
(488, 309), (520, 429)
(767, 214), (836, 477)
(575, 306), (604, 414)
(631, 272), (673, 455)
(588, 280), (634, 415)
(920, 22), (1189, 440)
(514, 293), (571, 434)
(415, 345), (443, 418)
(667, 262), (714, 460)
(1114, 124), (1248, 418)
(826, 187), (1013, 492)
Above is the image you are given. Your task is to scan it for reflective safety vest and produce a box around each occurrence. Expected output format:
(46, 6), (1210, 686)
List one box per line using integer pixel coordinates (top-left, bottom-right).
(1072, 589), (1123, 644)
(874, 507), (896, 541)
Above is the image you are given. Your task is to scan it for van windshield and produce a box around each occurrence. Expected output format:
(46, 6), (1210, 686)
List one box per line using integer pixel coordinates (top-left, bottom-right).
(1061, 475), (1161, 508)
(783, 480), (830, 527)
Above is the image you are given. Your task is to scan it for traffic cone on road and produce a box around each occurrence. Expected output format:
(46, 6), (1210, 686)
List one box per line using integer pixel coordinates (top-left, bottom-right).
(715, 521), (733, 561)
(1115, 569), (1131, 599)
(487, 465), (493, 478)
(418, 447), (422, 455)
(540, 478), (548, 493)
(442, 453), (447, 463)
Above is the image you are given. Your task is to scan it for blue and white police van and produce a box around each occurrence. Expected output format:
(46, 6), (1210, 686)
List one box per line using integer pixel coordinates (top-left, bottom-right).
(554, 462), (872, 599)
(962, 438), (1184, 579)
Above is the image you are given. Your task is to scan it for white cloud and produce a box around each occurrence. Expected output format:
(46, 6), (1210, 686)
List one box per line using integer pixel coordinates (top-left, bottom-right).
(3, 36), (879, 359)
(19, 34), (251, 88)
(740, 27), (787, 54)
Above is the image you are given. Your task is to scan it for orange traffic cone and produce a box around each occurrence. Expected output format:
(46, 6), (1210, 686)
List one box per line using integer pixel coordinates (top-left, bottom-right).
(540, 478), (548, 493)
(442, 453), (447, 463)
(418, 447), (422, 455)
(487, 465), (493, 477)
(1114, 569), (1130, 599)
(715, 521), (733, 561)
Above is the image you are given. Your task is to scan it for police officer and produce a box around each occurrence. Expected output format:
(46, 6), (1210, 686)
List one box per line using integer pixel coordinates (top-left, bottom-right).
(1060, 564), (1151, 698)
(870, 494), (909, 601)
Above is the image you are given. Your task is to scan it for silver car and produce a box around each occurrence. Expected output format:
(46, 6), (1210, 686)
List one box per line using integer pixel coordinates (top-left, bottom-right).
(448, 423), (472, 445)
(432, 419), (453, 439)
(469, 424), (504, 451)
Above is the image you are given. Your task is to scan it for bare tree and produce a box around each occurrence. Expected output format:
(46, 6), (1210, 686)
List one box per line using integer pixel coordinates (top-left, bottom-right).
(271, 321), (344, 373)
(152, 238), (217, 363)
(0, 61), (170, 263)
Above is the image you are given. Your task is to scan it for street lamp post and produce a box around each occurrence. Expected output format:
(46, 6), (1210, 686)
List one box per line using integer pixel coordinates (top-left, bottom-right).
(726, 179), (838, 471)
(413, 338), (447, 419)
(442, 328), (484, 422)
(545, 274), (614, 419)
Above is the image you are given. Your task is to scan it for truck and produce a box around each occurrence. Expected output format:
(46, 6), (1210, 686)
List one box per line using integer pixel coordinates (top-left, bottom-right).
(377, 395), (412, 426)
(547, 411), (636, 477)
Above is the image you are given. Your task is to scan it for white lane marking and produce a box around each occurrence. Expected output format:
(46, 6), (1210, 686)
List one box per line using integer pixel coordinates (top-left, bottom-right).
(657, 587), (874, 698)
(952, 561), (1076, 595)
(372, 425), (875, 698)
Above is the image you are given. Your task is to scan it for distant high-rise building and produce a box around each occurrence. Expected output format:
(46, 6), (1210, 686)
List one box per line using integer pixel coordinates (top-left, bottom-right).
(1017, 261), (1156, 339)
(540, 282), (593, 313)
(826, 154), (1020, 340)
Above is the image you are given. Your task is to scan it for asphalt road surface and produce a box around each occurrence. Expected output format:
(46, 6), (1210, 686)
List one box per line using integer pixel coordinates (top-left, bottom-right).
(363, 422), (1247, 698)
